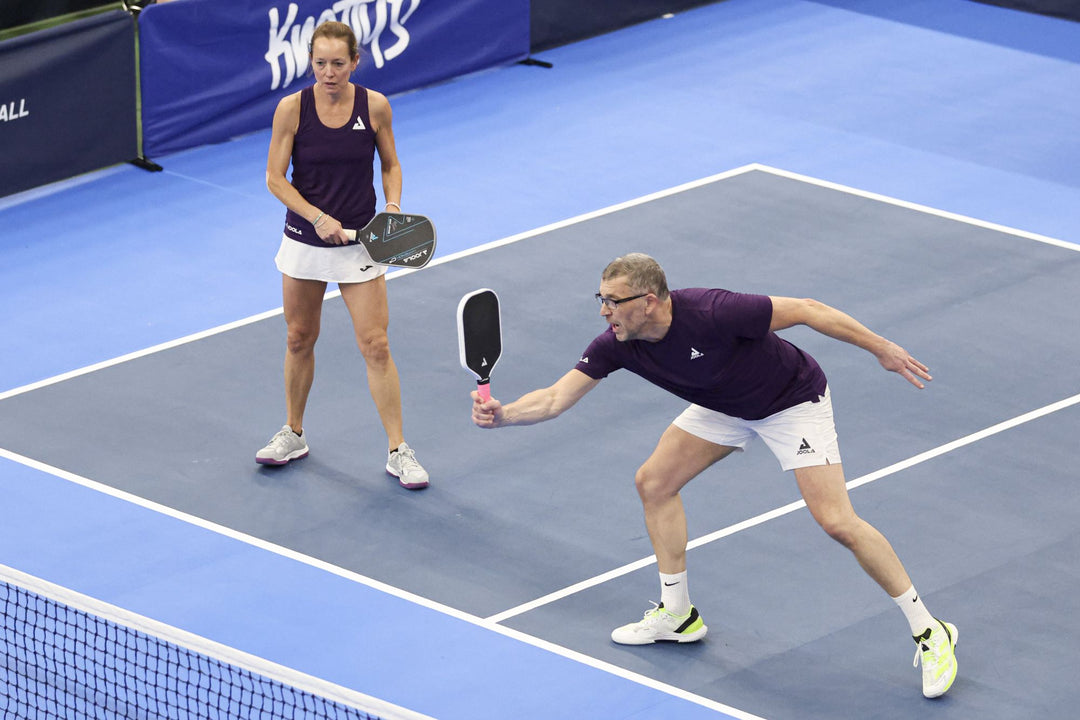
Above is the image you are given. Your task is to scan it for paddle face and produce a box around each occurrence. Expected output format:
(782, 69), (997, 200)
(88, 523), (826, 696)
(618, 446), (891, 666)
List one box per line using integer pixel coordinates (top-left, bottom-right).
(457, 289), (502, 401)
(346, 212), (436, 268)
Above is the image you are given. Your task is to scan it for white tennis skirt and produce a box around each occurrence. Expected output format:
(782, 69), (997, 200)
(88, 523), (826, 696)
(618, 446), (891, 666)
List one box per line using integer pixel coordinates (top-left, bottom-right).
(274, 235), (387, 284)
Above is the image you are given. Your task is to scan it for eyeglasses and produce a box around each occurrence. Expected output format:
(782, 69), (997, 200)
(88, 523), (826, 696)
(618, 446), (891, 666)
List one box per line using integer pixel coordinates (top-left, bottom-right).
(594, 292), (648, 310)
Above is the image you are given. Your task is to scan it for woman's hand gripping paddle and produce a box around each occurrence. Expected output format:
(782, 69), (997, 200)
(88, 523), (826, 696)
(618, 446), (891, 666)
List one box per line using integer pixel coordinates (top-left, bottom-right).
(457, 289), (502, 401)
(344, 212), (436, 268)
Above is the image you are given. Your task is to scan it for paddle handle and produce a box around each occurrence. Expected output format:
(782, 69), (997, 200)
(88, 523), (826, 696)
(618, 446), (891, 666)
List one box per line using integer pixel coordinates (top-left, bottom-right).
(477, 380), (491, 402)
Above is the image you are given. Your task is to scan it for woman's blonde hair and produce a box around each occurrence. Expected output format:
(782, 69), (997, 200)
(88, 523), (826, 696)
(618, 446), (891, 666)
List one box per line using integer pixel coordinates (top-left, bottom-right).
(310, 21), (359, 60)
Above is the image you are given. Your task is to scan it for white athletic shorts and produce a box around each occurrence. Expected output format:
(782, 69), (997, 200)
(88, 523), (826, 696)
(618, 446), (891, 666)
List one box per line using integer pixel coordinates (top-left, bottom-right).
(275, 235), (387, 284)
(672, 386), (841, 471)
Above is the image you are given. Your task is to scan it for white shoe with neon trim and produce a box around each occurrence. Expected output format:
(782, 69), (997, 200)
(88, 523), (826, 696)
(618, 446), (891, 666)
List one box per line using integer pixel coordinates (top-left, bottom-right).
(914, 619), (958, 698)
(611, 602), (708, 645)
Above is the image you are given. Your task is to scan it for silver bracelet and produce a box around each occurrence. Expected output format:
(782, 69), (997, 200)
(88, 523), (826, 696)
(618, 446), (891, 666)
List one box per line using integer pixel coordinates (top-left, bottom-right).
(385, 202), (401, 211)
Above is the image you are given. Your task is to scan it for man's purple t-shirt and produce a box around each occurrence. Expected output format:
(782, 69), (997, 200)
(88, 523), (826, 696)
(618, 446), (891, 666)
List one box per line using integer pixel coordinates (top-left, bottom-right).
(574, 288), (827, 420)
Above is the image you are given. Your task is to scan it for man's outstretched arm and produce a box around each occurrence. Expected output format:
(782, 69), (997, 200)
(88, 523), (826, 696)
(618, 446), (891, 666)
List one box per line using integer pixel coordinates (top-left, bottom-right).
(769, 296), (932, 389)
(472, 369), (601, 428)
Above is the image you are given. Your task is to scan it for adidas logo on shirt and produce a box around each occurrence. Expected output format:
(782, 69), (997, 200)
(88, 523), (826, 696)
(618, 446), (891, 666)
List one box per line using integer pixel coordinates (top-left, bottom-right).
(689, 347), (704, 360)
(352, 116), (366, 130)
(578, 356), (589, 364)
(797, 438), (815, 455)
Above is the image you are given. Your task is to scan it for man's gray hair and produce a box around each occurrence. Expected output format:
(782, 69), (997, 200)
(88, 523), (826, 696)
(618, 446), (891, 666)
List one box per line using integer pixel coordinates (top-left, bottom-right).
(601, 253), (669, 300)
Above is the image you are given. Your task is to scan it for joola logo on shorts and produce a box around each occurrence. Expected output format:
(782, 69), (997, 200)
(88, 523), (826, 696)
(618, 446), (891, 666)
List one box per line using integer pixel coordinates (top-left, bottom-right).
(797, 438), (815, 455)
(266, 0), (420, 90)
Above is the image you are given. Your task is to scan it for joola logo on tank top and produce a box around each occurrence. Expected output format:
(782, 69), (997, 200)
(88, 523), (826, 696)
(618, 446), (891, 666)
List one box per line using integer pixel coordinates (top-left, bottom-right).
(266, 0), (421, 91)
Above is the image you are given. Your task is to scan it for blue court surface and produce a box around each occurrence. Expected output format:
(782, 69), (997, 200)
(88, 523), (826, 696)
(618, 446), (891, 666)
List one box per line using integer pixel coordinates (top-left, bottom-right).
(3, 1), (1080, 719)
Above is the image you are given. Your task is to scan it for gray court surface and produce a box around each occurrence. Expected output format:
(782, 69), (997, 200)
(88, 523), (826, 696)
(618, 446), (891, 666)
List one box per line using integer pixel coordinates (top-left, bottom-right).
(3, 168), (1078, 719)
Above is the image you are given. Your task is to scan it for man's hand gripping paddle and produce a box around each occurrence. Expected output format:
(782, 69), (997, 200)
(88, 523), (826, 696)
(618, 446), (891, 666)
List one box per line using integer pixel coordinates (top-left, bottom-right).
(344, 212), (436, 268)
(457, 289), (502, 401)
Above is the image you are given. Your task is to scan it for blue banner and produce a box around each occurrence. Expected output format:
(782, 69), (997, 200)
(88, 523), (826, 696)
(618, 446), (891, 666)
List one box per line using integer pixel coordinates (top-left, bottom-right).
(138, 0), (530, 158)
(0, 10), (137, 198)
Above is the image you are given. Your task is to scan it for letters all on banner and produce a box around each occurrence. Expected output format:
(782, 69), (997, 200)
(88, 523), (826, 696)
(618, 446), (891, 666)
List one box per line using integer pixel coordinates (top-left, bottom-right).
(0, 99), (30, 122)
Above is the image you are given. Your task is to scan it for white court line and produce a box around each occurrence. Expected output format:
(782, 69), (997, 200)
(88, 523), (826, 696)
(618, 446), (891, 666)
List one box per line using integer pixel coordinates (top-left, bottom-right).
(3, 164), (1078, 720)
(0, 308), (281, 402)
(486, 392), (1080, 624)
(750, 164), (1080, 253)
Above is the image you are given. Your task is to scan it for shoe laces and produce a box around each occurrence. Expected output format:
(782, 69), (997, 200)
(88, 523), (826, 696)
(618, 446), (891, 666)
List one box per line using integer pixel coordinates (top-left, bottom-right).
(395, 444), (422, 472)
(639, 601), (667, 625)
(912, 625), (947, 669)
(269, 427), (297, 451)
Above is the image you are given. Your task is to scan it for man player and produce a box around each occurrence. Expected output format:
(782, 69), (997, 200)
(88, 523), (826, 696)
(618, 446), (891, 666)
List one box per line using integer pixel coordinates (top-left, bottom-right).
(470, 253), (957, 698)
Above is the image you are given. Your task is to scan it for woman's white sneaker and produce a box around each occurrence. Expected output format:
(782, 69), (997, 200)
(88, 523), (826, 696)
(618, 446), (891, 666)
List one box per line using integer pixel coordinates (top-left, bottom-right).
(255, 426), (309, 465)
(386, 442), (429, 489)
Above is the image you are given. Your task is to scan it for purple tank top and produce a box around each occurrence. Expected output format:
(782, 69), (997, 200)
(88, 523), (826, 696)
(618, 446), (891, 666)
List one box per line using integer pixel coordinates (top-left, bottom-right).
(283, 84), (377, 247)
(574, 288), (828, 420)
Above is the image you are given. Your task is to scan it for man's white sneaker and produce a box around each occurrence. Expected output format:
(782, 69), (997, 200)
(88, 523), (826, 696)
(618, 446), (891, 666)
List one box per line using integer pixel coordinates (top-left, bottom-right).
(255, 426), (308, 465)
(914, 619), (958, 698)
(611, 602), (707, 645)
(386, 442), (429, 489)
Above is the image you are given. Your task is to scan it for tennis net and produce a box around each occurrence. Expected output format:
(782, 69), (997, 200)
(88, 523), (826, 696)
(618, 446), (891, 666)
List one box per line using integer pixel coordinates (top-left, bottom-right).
(0, 563), (434, 720)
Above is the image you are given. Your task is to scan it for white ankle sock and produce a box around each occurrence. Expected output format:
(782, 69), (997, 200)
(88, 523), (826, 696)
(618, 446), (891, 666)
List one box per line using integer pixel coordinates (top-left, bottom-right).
(893, 585), (937, 636)
(659, 571), (691, 616)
